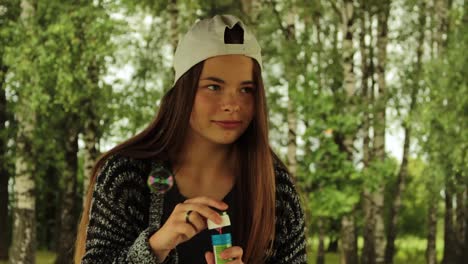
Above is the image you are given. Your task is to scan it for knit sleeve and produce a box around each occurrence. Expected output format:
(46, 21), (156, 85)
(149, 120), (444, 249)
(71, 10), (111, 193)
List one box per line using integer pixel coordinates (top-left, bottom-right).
(267, 167), (308, 264)
(82, 155), (174, 264)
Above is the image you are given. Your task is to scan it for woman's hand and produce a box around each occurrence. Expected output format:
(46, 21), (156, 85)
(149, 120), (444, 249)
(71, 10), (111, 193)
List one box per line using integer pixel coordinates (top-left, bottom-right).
(149, 196), (228, 261)
(205, 246), (244, 264)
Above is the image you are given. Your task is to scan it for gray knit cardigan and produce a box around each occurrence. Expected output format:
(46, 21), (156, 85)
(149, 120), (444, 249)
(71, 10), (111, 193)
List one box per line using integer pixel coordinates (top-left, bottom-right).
(82, 155), (308, 263)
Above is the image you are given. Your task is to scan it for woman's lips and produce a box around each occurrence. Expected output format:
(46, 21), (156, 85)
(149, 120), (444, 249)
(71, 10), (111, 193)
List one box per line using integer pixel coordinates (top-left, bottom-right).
(212, 121), (242, 129)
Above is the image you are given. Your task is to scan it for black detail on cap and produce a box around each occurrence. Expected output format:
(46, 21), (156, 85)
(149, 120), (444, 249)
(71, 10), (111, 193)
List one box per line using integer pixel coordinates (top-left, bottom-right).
(224, 23), (244, 44)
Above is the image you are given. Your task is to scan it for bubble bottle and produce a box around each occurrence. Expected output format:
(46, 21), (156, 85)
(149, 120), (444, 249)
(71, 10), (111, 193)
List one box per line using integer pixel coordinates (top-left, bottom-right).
(207, 212), (233, 264)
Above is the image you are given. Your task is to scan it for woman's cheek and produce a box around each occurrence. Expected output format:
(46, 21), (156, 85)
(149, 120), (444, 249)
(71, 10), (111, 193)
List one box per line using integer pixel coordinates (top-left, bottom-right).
(197, 93), (219, 112)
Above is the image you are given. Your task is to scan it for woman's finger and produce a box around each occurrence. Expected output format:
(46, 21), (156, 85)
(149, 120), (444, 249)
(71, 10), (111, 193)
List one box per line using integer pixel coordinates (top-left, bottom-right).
(184, 210), (207, 232)
(221, 246), (244, 264)
(205, 251), (215, 264)
(176, 202), (223, 225)
(184, 196), (229, 210)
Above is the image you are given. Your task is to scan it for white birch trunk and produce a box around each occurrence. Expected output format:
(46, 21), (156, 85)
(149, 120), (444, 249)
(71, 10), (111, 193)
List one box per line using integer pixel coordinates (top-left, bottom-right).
(9, 1), (36, 263)
(337, 1), (358, 262)
(373, 1), (391, 262)
(169, 0), (178, 53)
(385, 3), (425, 262)
(82, 118), (99, 206)
(284, 10), (298, 178)
(360, 2), (376, 262)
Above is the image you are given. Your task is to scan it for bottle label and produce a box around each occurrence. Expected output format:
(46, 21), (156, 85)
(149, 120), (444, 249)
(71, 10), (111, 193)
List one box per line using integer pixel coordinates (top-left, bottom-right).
(213, 244), (233, 264)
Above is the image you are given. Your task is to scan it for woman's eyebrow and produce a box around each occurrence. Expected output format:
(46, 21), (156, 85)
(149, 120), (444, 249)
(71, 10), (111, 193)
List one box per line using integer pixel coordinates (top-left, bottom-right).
(200, 76), (254, 85)
(201, 77), (225, 83)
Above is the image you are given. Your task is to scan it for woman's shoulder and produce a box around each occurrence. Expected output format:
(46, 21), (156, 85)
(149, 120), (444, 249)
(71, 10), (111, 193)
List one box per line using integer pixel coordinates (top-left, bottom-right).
(273, 162), (298, 195)
(272, 162), (304, 217)
(102, 153), (151, 170)
(96, 153), (153, 188)
(92, 154), (155, 210)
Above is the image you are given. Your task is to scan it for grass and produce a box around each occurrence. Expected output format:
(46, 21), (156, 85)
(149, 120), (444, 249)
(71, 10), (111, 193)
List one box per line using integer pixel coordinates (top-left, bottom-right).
(0, 251), (56, 264)
(306, 236), (443, 264)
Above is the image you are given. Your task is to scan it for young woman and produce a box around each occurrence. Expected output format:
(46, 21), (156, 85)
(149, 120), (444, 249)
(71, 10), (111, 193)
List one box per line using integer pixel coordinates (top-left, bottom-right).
(75, 14), (307, 264)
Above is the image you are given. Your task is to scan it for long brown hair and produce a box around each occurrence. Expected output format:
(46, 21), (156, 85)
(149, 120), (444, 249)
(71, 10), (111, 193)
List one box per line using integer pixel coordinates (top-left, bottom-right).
(74, 58), (285, 263)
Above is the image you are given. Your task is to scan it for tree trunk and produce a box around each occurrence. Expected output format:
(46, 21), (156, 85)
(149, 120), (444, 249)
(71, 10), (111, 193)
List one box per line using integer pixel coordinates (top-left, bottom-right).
(168, 0), (178, 53)
(9, 1), (37, 263)
(464, 180), (468, 262)
(384, 125), (409, 264)
(82, 114), (99, 207)
(434, 0), (450, 54)
(10, 116), (37, 264)
(240, 0), (260, 23)
(0, 59), (10, 261)
(373, 1), (391, 263)
(384, 2), (425, 263)
(82, 60), (101, 207)
(454, 172), (465, 263)
(442, 177), (458, 264)
(283, 9), (298, 178)
(317, 218), (326, 264)
(336, 1), (359, 262)
(425, 198), (438, 264)
(287, 99), (298, 177)
(0, 160), (9, 261)
(359, 1), (376, 262)
(340, 0), (356, 99)
(55, 126), (79, 264)
(362, 193), (376, 264)
(327, 238), (339, 253)
(44, 166), (60, 251)
(0, 0), (21, 256)
(340, 215), (358, 264)
(433, 0), (459, 262)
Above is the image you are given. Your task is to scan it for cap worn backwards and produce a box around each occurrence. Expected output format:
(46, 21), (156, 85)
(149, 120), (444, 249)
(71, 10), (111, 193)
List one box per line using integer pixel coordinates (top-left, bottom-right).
(172, 14), (262, 85)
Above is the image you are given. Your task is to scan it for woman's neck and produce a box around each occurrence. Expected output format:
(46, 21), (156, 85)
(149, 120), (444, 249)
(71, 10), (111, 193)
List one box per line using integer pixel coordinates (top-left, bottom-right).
(171, 139), (237, 183)
(170, 141), (237, 199)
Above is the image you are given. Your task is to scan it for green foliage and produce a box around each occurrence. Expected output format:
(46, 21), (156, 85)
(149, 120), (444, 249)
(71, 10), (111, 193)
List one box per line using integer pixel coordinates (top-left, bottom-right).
(364, 158), (398, 192)
(414, 5), (467, 201)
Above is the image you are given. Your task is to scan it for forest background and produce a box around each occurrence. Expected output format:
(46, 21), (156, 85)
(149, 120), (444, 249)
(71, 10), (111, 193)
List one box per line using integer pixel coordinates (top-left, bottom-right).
(0, 0), (466, 263)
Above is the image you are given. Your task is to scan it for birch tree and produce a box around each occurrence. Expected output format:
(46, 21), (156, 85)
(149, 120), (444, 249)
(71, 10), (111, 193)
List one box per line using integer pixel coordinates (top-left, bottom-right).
(0, 0), (21, 259)
(360, 0), (376, 262)
(330, 0), (359, 262)
(384, 1), (426, 263)
(9, 0), (37, 262)
(372, 1), (391, 262)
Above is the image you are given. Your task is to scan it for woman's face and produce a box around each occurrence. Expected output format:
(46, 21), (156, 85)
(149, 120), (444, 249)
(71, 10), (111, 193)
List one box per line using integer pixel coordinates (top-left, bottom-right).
(189, 55), (255, 145)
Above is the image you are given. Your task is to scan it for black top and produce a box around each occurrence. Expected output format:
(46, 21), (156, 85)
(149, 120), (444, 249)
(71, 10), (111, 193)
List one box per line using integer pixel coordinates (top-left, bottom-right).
(161, 176), (236, 264)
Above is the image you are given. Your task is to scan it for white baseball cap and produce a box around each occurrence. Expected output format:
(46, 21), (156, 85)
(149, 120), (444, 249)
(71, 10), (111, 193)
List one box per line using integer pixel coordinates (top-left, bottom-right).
(172, 14), (263, 85)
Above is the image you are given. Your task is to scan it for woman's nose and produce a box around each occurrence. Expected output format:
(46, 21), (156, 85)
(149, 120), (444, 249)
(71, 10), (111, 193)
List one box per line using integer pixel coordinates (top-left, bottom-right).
(222, 104), (240, 112)
(221, 92), (240, 113)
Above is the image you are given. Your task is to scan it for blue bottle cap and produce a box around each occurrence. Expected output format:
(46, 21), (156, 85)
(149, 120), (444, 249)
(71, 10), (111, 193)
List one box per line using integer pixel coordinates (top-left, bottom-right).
(211, 233), (232, 246)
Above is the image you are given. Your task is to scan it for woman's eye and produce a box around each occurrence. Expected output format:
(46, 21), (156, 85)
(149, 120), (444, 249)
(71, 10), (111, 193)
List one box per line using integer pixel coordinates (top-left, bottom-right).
(241, 87), (254, 93)
(207, 84), (220, 91)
